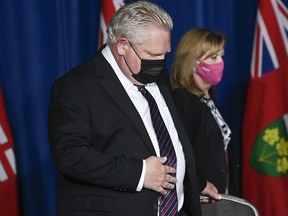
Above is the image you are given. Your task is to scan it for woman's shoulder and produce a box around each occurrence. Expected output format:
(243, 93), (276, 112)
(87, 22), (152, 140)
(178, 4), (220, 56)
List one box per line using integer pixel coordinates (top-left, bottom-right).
(172, 87), (200, 102)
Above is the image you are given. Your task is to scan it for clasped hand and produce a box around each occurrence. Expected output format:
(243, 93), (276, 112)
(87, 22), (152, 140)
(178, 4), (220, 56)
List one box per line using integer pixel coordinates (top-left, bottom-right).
(144, 156), (177, 195)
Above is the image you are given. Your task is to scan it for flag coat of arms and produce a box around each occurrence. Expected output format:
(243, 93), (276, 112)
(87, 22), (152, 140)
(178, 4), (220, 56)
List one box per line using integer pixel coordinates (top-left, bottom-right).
(242, 0), (288, 216)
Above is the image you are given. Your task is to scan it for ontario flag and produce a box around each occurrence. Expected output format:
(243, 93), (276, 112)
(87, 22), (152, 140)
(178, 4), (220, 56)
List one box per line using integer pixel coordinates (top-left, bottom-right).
(98, 0), (125, 47)
(0, 87), (19, 216)
(242, 0), (288, 216)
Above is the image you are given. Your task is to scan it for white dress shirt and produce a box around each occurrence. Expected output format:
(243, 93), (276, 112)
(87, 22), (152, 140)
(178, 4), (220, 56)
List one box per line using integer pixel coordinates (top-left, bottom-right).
(102, 45), (185, 212)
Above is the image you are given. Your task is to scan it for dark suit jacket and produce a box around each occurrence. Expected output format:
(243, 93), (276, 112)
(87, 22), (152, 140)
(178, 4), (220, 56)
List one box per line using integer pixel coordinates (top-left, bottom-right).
(48, 51), (201, 216)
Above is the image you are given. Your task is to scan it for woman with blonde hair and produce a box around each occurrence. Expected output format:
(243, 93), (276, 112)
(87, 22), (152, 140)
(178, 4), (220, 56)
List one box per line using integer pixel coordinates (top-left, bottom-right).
(171, 28), (239, 200)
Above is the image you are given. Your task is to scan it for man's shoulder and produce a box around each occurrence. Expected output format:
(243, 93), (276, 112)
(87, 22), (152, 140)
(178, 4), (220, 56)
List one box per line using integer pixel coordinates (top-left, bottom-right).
(56, 52), (108, 83)
(68, 53), (103, 76)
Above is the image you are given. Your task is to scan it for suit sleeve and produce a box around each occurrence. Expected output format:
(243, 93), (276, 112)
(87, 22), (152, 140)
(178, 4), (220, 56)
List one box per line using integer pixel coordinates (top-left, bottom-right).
(48, 78), (143, 192)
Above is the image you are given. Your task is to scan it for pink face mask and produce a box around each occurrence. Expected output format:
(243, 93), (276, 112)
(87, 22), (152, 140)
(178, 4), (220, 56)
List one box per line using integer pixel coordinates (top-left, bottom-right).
(196, 61), (224, 85)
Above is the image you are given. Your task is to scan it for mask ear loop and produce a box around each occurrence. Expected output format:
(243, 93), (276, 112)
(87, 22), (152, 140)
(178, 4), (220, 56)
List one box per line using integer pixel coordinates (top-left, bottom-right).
(121, 40), (140, 75)
(193, 61), (200, 73)
(127, 41), (142, 60)
(123, 55), (136, 75)
(192, 61), (208, 96)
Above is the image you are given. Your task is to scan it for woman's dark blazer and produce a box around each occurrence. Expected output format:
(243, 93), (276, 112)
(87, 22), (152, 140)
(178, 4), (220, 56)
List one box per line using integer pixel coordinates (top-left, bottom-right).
(172, 87), (240, 195)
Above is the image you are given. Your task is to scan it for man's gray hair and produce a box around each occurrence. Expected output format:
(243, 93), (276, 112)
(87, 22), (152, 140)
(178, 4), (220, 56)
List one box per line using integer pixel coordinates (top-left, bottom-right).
(106, 1), (173, 45)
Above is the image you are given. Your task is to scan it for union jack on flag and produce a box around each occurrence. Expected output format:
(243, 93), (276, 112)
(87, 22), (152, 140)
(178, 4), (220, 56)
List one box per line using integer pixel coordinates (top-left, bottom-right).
(242, 1), (288, 216)
(250, 0), (288, 78)
(0, 88), (19, 216)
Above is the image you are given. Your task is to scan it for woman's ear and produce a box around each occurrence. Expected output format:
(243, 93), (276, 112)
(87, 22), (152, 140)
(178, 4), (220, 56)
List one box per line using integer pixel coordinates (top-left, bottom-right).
(116, 37), (128, 56)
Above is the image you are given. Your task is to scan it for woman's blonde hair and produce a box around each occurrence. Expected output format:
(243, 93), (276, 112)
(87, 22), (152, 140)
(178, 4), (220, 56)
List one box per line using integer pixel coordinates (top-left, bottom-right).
(171, 28), (226, 96)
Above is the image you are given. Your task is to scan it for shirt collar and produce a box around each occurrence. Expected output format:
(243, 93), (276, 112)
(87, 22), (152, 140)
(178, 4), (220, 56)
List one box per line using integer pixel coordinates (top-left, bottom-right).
(102, 45), (134, 91)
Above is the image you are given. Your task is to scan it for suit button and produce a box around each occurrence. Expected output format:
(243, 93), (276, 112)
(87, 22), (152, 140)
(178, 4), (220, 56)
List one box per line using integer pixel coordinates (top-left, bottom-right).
(153, 204), (158, 210)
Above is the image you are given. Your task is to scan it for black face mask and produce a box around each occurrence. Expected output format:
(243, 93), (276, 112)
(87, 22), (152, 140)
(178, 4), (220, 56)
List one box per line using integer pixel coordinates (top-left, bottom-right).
(124, 43), (165, 84)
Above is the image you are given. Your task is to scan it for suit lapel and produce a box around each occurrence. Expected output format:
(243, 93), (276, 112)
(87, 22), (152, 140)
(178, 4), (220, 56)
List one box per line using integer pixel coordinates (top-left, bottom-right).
(95, 55), (156, 155)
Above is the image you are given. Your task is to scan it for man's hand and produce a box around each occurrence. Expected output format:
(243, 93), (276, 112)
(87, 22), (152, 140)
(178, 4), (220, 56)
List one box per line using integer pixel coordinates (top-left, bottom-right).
(200, 181), (222, 203)
(144, 156), (177, 195)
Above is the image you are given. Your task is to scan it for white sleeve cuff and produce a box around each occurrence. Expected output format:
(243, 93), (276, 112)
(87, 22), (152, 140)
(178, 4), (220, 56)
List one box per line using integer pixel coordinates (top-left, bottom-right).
(136, 160), (146, 191)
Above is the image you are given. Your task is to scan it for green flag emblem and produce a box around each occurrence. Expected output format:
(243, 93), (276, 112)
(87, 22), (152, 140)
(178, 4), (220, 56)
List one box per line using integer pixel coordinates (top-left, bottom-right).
(250, 116), (288, 176)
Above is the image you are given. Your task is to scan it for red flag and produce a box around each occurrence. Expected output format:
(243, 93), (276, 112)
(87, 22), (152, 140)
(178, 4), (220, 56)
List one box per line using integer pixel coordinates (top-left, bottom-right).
(0, 88), (19, 216)
(242, 1), (288, 216)
(98, 0), (125, 46)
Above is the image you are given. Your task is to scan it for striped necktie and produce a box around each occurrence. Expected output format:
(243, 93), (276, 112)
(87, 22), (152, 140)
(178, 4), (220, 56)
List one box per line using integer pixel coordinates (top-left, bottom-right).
(136, 85), (178, 216)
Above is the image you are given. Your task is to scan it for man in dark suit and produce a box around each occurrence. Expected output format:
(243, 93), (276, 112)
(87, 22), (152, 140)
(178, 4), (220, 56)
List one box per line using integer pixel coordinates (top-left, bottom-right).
(48, 1), (201, 216)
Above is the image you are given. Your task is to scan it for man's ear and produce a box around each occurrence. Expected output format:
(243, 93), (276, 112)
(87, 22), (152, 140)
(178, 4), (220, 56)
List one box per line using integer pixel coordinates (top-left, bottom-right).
(116, 37), (128, 56)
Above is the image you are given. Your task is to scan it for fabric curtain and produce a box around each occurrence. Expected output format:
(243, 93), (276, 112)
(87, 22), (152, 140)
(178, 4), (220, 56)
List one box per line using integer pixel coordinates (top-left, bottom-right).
(0, 1), (101, 215)
(0, 0), (257, 215)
